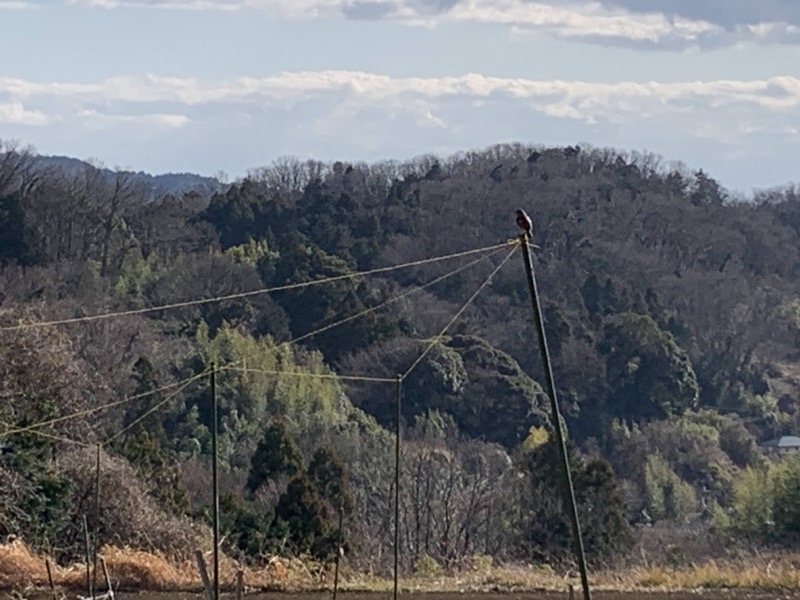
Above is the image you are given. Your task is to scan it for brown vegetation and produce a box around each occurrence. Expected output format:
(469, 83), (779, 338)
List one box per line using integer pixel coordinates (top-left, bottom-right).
(4, 538), (800, 595)
(0, 540), (309, 593)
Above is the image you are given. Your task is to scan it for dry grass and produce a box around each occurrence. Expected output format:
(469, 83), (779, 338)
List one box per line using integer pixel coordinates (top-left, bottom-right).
(630, 559), (800, 591)
(3, 540), (800, 595)
(345, 556), (800, 594)
(0, 540), (51, 588)
(0, 541), (317, 593)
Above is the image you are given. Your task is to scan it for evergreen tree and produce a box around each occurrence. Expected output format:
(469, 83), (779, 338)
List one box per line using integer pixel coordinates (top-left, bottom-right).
(272, 243), (397, 361)
(0, 192), (33, 265)
(308, 445), (354, 513)
(0, 429), (75, 558)
(115, 357), (189, 513)
(600, 313), (699, 423)
(274, 474), (336, 559)
(516, 438), (633, 565)
(219, 492), (276, 560)
(246, 420), (304, 493)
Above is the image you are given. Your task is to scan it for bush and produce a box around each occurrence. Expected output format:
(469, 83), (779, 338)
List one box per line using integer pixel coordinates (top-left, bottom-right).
(770, 453), (800, 539)
(60, 447), (207, 560)
(729, 466), (773, 539)
(644, 453), (697, 522)
(729, 455), (800, 542)
(516, 439), (633, 565)
(414, 553), (444, 578)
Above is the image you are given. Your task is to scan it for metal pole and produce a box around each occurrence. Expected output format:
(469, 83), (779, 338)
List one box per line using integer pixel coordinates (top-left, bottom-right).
(332, 496), (344, 600)
(93, 443), (101, 596)
(393, 375), (402, 600)
(210, 363), (220, 600)
(82, 514), (93, 600)
(519, 232), (592, 600)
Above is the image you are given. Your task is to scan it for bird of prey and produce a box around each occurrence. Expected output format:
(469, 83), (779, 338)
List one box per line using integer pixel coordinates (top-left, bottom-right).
(516, 209), (533, 236)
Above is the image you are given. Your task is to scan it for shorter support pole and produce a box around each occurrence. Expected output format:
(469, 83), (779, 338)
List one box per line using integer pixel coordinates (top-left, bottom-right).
(332, 496), (344, 600)
(210, 364), (220, 600)
(82, 515), (93, 600)
(393, 375), (402, 600)
(93, 443), (101, 596)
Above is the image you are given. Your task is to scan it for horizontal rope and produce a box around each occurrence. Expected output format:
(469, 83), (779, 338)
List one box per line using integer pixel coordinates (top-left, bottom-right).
(401, 244), (518, 380)
(0, 240), (521, 440)
(286, 244), (508, 348)
(0, 367), (214, 437)
(0, 240), (516, 332)
(0, 422), (94, 448)
(228, 366), (396, 384)
(104, 376), (201, 445)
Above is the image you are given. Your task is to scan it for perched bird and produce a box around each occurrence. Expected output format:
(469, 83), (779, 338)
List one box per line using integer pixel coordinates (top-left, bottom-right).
(516, 208), (533, 236)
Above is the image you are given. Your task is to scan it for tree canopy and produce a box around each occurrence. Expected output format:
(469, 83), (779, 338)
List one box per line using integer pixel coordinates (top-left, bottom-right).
(2, 138), (800, 570)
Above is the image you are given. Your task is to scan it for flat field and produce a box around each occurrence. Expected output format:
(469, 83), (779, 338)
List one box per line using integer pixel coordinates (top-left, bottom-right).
(9, 591), (800, 600)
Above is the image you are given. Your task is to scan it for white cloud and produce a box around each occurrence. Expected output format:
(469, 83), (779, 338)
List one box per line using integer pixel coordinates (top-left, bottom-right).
(3, 71), (799, 145)
(77, 109), (190, 128)
(65, 0), (342, 14)
(4, 70), (799, 191)
(0, 102), (48, 125)
(5, 72), (800, 120)
(598, 0), (800, 30)
(446, 1), (718, 44)
(54, 0), (800, 48)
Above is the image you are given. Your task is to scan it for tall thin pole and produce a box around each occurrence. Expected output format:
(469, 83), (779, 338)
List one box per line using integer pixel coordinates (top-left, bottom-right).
(93, 443), (101, 596)
(210, 363), (220, 600)
(519, 232), (592, 600)
(332, 496), (344, 600)
(393, 375), (402, 600)
(82, 514), (93, 600)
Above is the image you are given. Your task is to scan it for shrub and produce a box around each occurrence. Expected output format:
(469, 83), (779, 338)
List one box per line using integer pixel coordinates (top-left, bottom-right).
(414, 553), (444, 578)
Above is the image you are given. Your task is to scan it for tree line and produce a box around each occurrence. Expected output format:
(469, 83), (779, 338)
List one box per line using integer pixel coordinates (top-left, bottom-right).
(1, 138), (800, 572)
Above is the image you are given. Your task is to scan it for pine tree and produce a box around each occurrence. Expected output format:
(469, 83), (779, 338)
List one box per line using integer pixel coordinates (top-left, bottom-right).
(516, 438), (633, 564)
(246, 420), (304, 493)
(274, 474), (336, 559)
(307, 445), (353, 513)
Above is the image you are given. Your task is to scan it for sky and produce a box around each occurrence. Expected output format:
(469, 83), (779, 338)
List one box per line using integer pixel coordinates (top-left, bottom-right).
(1, 1), (799, 194)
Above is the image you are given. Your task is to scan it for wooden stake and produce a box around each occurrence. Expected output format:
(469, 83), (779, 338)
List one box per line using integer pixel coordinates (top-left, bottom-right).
(235, 569), (244, 600)
(195, 550), (214, 600)
(45, 557), (57, 600)
(100, 557), (114, 600)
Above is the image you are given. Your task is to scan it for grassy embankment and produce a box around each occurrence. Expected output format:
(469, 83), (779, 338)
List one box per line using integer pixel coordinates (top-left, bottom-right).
(3, 540), (800, 595)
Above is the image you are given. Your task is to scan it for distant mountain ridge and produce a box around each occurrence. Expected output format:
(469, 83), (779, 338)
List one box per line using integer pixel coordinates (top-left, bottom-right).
(32, 154), (224, 199)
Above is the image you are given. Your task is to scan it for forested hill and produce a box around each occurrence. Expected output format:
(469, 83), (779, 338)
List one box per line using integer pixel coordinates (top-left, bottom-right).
(30, 154), (223, 199)
(2, 138), (800, 570)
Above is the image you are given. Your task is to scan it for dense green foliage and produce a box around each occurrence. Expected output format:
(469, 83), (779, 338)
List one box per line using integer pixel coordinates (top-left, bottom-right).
(1, 138), (800, 571)
(729, 453), (800, 542)
(516, 438), (634, 565)
(247, 420), (304, 493)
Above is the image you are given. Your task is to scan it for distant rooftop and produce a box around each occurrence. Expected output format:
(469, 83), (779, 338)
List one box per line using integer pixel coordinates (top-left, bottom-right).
(763, 435), (800, 448)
